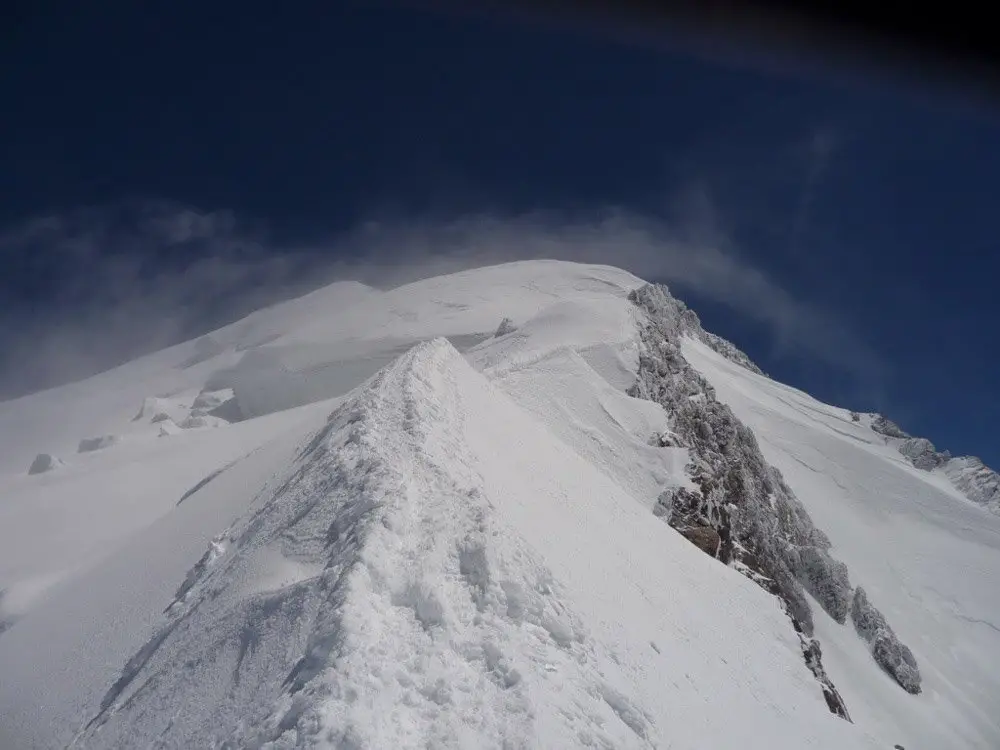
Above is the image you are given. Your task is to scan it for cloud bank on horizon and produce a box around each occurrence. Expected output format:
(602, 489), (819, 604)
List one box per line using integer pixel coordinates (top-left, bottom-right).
(0, 200), (884, 399)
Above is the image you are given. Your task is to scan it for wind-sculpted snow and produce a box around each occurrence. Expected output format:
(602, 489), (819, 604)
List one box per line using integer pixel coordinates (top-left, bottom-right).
(626, 283), (919, 701)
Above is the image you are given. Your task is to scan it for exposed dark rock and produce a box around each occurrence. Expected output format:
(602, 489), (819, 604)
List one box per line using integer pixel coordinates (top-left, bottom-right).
(851, 587), (921, 694)
(850, 411), (860, 422)
(28, 453), (63, 475)
(679, 526), (721, 558)
(494, 317), (517, 337)
(800, 633), (851, 720)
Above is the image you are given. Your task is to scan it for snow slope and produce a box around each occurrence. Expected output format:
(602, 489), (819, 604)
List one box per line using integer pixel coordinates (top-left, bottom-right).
(683, 335), (1000, 750)
(63, 339), (869, 749)
(0, 260), (988, 748)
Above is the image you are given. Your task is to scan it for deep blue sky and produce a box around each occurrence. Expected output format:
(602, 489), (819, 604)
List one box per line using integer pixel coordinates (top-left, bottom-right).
(2, 1), (998, 467)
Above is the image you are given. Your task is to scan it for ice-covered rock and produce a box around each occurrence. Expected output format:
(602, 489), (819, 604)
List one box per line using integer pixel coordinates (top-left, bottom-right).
(698, 330), (766, 376)
(898, 437), (948, 471)
(942, 456), (1000, 514)
(27, 453), (64, 475)
(799, 629), (851, 720)
(871, 415), (910, 439)
(851, 587), (921, 694)
(790, 546), (852, 624)
(77, 435), (118, 453)
(627, 282), (919, 705)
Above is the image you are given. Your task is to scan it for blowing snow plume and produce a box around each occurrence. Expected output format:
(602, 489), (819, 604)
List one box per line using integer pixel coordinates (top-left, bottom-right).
(0, 203), (882, 401)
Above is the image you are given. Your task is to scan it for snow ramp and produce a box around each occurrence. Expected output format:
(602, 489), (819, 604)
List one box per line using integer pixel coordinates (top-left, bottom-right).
(72, 339), (876, 749)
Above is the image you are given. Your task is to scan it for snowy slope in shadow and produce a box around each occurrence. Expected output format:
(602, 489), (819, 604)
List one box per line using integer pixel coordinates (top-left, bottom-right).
(68, 340), (876, 749)
(683, 335), (1000, 750)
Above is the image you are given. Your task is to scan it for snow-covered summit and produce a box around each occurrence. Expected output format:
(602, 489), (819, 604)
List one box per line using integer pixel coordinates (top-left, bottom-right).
(0, 260), (996, 750)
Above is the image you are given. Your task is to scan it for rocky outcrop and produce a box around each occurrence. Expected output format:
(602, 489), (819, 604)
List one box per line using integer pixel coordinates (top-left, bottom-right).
(788, 545), (852, 624)
(698, 330), (766, 376)
(943, 456), (1000, 513)
(627, 283), (921, 703)
(494, 317), (517, 337)
(898, 437), (948, 471)
(27, 453), (64, 475)
(871, 415), (910, 439)
(796, 620), (851, 720)
(868, 413), (1000, 515)
(851, 587), (921, 694)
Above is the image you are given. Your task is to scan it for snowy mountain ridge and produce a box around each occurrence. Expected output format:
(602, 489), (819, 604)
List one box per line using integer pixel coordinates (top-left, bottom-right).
(0, 260), (997, 749)
(861, 413), (1000, 515)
